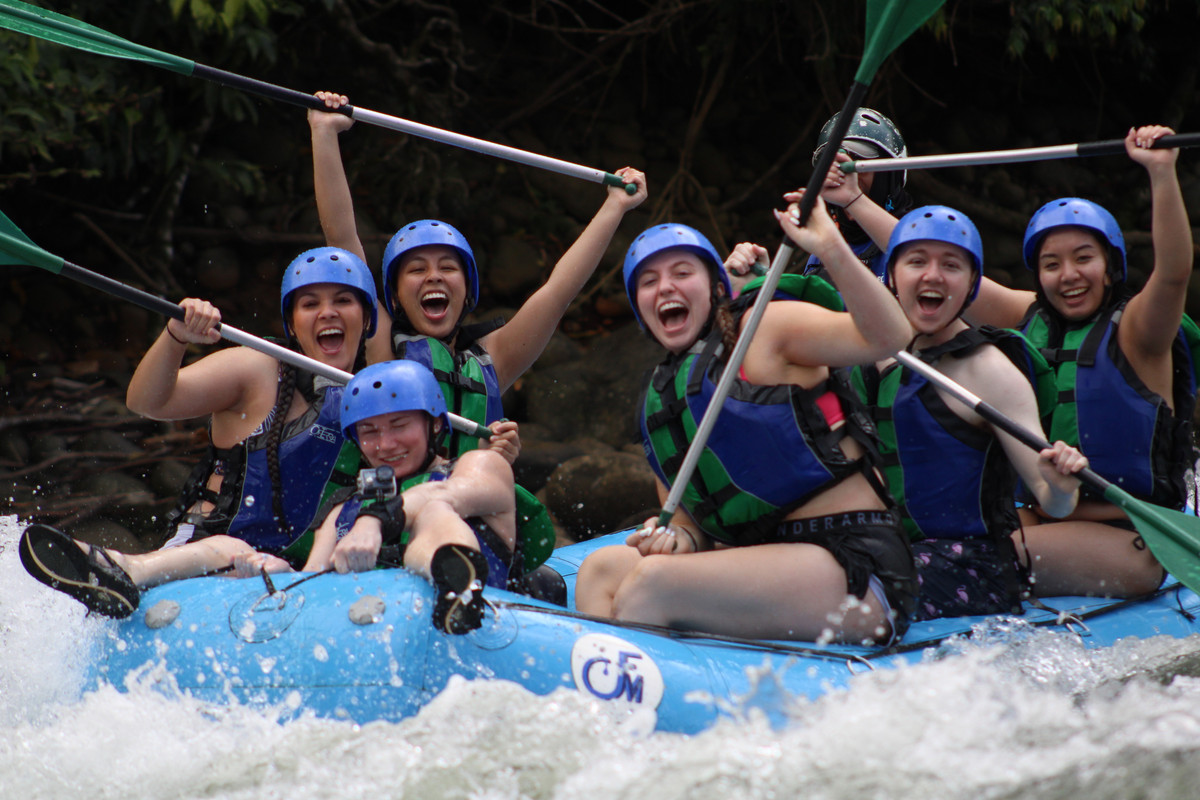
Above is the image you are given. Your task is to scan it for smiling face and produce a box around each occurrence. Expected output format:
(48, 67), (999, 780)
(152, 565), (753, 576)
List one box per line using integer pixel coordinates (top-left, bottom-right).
(634, 250), (717, 354)
(891, 240), (976, 345)
(1035, 227), (1111, 320)
(392, 245), (469, 340)
(288, 283), (367, 371)
(355, 409), (441, 479)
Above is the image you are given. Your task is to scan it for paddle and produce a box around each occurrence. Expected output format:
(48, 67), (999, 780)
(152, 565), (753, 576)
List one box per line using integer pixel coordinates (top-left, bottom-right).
(895, 350), (1200, 595)
(0, 0), (635, 195)
(842, 132), (1200, 175)
(656, 0), (946, 528)
(0, 210), (489, 439)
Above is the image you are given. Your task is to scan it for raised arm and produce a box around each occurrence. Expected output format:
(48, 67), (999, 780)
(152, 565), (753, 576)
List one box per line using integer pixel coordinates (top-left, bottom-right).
(483, 168), (647, 390)
(768, 192), (912, 367)
(126, 298), (240, 421)
(823, 153), (897, 250)
(1119, 125), (1193, 363)
(309, 92), (393, 362)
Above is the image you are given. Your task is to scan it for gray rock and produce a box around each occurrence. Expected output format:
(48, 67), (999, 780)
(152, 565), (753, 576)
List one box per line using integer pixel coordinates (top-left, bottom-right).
(149, 459), (195, 499)
(79, 429), (142, 456)
(513, 439), (588, 493)
(520, 323), (661, 449)
(543, 451), (659, 541)
(77, 472), (155, 505)
(486, 235), (545, 300)
(72, 518), (144, 555)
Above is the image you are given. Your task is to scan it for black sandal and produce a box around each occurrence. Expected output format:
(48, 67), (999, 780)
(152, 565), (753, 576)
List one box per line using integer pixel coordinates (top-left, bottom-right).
(18, 524), (140, 619)
(430, 544), (489, 635)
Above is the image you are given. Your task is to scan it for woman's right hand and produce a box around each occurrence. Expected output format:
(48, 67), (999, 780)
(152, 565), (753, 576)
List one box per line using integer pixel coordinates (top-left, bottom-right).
(166, 298), (222, 345)
(775, 190), (839, 257)
(308, 91), (354, 134)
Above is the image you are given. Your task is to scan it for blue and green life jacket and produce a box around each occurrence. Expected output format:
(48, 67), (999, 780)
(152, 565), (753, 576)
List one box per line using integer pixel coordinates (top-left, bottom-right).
(167, 370), (361, 562)
(1022, 300), (1200, 509)
(638, 273), (885, 546)
(854, 325), (1055, 543)
(330, 461), (554, 580)
(392, 325), (505, 458)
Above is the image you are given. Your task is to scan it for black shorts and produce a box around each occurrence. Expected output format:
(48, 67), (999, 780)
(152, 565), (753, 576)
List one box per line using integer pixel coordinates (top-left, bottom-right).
(912, 537), (1025, 621)
(772, 510), (918, 635)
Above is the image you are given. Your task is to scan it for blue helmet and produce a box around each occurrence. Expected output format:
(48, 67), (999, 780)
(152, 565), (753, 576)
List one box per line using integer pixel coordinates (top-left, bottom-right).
(884, 206), (985, 305)
(280, 247), (378, 338)
(1022, 197), (1126, 282)
(382, 220), (479, 321)
(340, 360), (451, 446)
(622, 224), (732, 329)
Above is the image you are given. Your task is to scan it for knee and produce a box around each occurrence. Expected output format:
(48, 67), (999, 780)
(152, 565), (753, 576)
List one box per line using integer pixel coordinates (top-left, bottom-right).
(610, 555), (673, 623)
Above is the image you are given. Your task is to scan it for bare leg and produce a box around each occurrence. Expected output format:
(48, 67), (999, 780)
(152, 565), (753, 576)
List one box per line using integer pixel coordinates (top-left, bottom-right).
(576, 545), (645, 616)
(403, 499), (482, 578)
(1012, 516), (1164, 597)
(98, 535), (257, 588)
(401, 450), (517, 576)
(612, 543), (892, 644)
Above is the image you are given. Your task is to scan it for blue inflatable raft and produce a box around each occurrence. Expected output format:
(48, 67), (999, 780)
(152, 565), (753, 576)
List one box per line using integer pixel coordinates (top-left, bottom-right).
(89, 531), (1200, 734)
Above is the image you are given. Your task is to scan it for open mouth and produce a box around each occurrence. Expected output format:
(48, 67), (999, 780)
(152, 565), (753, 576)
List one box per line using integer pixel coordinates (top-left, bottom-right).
(916, 290), (945, 314)
(657, 300), (689, 331)
(316, 326), (346, 352)
(421, 290), (451, 320)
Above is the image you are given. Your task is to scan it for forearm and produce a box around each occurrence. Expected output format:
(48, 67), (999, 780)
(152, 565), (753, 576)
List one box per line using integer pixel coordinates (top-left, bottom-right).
(311, 125), (366, 260)
(1149, 164), (1193, 284)
(823, 241), (912, 353)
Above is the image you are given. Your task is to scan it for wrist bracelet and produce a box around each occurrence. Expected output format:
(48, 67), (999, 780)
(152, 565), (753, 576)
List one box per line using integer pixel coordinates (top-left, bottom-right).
(166, 326), (188, 345)
(845, 192), (865, 209)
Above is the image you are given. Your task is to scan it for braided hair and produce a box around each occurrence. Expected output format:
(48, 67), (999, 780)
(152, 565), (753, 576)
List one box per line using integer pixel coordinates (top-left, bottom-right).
(264, 362), (299, 539)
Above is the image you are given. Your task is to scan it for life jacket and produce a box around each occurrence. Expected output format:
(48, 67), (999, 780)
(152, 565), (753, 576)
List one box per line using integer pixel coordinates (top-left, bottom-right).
(638, 275), (883, 546)
(1022, 300), (1200, 508)
(392, 322), (504, 458)
(855, 325), (1055, 543)
(167, 370), (360, 560)
(803, 238), (886, 284)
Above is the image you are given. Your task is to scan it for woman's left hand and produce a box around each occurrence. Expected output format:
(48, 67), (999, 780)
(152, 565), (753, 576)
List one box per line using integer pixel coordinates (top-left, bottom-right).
(1038, 440), (1088, 495)
(626, 517), (698, 556)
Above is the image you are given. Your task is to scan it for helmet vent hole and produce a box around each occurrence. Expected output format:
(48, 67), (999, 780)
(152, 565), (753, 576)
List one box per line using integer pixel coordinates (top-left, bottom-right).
(372, 381), (383, 390)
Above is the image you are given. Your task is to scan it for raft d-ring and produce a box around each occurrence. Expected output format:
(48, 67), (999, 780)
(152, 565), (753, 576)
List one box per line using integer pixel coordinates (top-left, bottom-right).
(1059, 613), (1091, 637)
(845, 654), (876, 675)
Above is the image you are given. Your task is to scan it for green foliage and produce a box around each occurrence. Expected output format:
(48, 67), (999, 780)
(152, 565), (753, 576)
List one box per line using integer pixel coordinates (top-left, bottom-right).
(1006, 0), (1146, 60)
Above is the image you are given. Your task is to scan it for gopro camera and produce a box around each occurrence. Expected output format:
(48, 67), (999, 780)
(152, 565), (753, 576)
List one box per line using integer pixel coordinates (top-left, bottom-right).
(356, 465), (397, 501)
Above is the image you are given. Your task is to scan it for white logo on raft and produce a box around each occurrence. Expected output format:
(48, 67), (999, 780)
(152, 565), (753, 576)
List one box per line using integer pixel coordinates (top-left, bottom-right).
(309, 424), (338, 444)
(570, 633), (665, 709)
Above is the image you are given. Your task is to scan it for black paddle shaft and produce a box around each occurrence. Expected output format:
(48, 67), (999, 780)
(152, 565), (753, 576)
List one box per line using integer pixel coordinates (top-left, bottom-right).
(192, 64), (355, 118)
(1077, 132), (1200, 158)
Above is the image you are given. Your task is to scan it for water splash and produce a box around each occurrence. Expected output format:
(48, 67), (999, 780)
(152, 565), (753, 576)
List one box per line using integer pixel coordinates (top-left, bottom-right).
(5, 514), (1200, 799)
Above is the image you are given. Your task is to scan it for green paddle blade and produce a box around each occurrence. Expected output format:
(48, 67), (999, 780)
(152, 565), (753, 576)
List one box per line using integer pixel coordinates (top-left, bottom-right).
(1104, 484), (1200, 595)
(857, 0), (946, 83)
(0, 210), (62, 273)
(0, 0), (194, 74)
